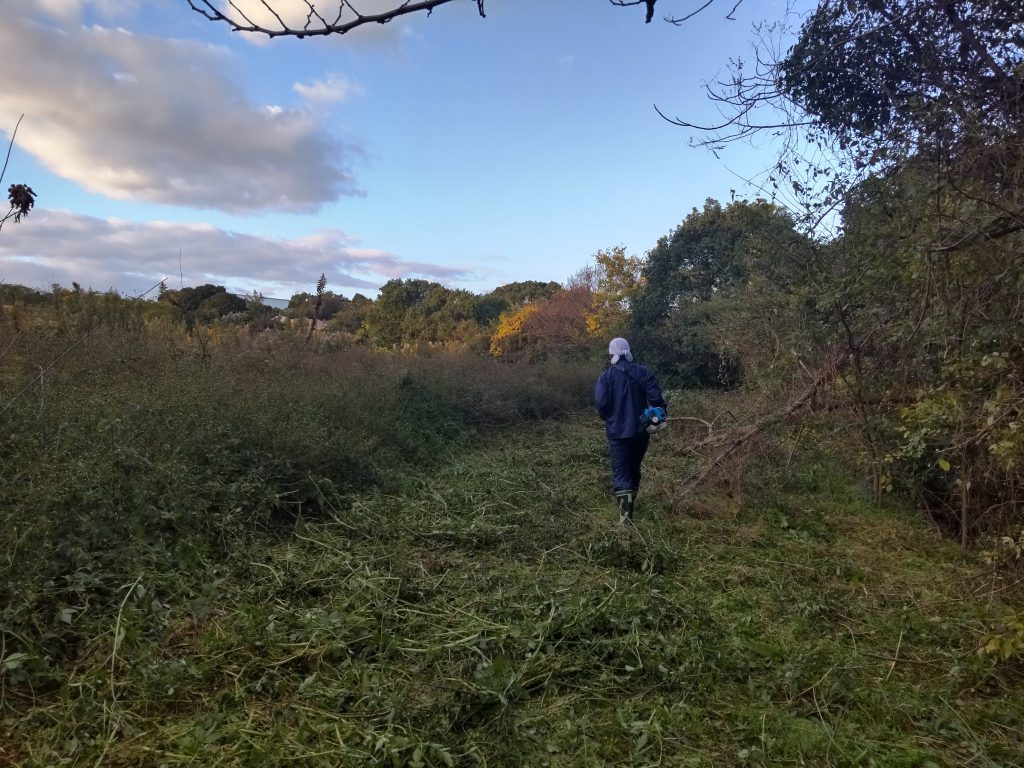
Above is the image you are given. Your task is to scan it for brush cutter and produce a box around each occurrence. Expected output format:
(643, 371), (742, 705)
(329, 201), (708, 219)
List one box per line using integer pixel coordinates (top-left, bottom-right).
(641, 406), (668, 434)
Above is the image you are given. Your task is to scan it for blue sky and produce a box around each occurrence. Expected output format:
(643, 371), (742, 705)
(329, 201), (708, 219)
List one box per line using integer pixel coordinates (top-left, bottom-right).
(0, 0), (814, 299)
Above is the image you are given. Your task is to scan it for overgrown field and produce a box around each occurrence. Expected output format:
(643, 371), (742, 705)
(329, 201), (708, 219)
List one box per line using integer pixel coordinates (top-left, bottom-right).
(3, 328), (1024, 765)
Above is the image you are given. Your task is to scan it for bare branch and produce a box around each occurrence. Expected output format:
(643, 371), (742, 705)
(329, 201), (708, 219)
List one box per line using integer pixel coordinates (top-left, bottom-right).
(667, 0), (714, 25)
(191, 1), (744, 37)
(0, 114), (23, 190)
(607, 0), (744, 24)
(186, 0), (484, 39)
(607, 0), (658, 24)
(0, 115), (36, 234)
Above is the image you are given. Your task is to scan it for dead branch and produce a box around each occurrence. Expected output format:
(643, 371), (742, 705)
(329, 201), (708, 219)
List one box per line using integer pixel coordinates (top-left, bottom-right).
(673, 350), (844, 496)
(0, 115), (36, 233)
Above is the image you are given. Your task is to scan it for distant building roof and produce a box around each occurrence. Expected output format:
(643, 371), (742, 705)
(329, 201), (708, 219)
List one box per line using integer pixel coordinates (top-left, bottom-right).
(230, 294), (289, 309)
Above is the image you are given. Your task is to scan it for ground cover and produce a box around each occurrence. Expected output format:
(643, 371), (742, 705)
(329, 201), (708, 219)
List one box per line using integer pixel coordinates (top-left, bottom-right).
(3, 411), (1022, 767)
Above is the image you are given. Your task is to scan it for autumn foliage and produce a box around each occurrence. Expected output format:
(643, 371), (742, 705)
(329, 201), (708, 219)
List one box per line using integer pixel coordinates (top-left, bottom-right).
(489, 286), (598, 362)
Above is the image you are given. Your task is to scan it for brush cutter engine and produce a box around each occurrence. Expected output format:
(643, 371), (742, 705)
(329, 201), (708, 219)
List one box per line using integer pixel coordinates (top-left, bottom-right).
(641, 406), (667, 434)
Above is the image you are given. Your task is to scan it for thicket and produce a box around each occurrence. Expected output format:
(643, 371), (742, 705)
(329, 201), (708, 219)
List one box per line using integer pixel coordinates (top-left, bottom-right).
(775, 0), (1024, 545)
(615, 0), (1024, 545)
(621, 186), (1024, 544)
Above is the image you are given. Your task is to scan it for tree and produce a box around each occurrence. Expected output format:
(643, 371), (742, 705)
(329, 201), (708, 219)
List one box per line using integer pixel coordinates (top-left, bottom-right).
(484, 280), (562, 309)
(629, 198), (815, 386)
(488, 303), (540, 361)
(159, 284), (242, 327)
(326, 293), (372, 334)
(566, 247), (645, 336)
(361, 279), (432, 347)
(196, 290), (247, 321)
(288, 290), (346, 321)
(661, 1), (1023, 239)
(361, 278), (480, 347)
(474, 280), (563, 326)
(401, 283), (479, 345)
(783, 1), (1023, 162)
(187, 0), (744, 38)
(781, 0), (1024, 244)
(585, 246), (646, 337)
(489, 287), (597, 363)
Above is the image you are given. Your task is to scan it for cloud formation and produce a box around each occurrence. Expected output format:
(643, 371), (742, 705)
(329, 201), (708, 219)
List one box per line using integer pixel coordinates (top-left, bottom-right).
(34, 0), (139, 23)
(294, 74), (363, 104)
(0, 210), (472, 297)
(0, 3), (361, 213)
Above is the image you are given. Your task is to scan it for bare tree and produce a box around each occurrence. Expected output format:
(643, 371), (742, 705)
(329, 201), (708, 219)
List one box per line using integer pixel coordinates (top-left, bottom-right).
(187, 0), (745, 38)
(609, 0), (745, 24)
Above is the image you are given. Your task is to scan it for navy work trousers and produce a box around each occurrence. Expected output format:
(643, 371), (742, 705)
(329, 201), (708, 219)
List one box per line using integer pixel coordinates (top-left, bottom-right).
(607, 433), (651, 493)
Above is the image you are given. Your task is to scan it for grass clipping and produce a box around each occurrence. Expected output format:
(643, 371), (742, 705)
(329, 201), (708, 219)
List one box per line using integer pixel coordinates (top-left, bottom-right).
(3, 416), (1024, 767)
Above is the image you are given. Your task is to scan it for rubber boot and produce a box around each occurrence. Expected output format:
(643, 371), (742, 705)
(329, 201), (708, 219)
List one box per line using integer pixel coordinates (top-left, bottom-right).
(615, 490), (636, 525)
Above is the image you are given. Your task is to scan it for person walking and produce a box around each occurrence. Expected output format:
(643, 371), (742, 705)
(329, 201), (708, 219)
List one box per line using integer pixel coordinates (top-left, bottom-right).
(595, 338), (667, 524)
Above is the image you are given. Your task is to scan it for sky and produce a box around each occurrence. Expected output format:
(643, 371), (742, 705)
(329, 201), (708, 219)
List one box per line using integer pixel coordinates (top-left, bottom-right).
(0, 0), (816, 300)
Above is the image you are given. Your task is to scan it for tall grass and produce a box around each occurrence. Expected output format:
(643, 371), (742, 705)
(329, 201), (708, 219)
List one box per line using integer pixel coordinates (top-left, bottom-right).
(0, 315), (593, 701)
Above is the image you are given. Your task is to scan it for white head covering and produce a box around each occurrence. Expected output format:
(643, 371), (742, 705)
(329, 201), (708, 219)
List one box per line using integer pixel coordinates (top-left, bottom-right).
(609, 337), (633, 365)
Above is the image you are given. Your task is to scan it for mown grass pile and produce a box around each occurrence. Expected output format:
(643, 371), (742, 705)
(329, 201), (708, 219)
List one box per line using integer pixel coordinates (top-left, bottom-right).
(3, 318), (1024, 766)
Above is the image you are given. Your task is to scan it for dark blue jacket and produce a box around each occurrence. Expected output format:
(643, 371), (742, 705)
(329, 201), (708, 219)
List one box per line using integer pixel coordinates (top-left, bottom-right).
(595, 360), (666, 439)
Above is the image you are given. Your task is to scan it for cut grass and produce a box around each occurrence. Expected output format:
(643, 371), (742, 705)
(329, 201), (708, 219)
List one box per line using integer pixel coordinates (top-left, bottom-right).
(3, 416), (1024, 767)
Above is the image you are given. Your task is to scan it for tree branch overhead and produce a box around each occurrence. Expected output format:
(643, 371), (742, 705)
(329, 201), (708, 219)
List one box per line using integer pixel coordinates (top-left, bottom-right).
(186, 0), (485, 38)
(188, 1), (743, 38)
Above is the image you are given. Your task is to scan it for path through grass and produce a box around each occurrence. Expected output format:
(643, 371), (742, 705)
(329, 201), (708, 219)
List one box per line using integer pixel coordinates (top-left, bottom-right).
(3, 416), (1023, 766)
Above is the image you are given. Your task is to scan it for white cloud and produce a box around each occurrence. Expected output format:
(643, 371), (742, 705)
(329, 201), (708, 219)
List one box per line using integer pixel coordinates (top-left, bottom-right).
(1, 5), (360, 213)
(0, 210), (474, 297)
(33, 0), (82, 22)
(31, 0), (139, 24)
(294, 74), (363, 104)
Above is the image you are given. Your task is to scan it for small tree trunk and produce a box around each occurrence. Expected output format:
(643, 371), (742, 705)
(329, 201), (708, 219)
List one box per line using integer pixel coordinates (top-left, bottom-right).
(305, 295), (323, 344)
(305, 274), (326, 344)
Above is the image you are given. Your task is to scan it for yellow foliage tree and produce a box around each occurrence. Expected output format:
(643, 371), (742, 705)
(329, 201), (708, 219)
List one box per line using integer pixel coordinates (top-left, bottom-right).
(585, 246), (645, 337)
(488, 303), (539, 358)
